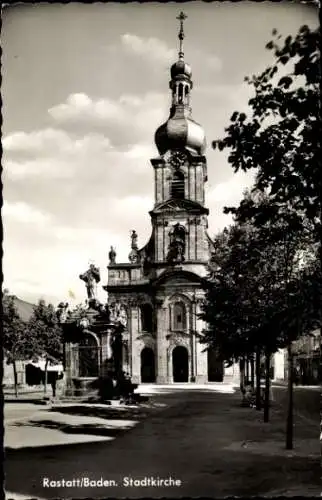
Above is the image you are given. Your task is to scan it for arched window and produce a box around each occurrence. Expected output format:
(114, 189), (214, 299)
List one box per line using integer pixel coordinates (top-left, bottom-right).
(171, 170), (185, 198)
(140, 304), (153, 332)
(178, 83), (183, 104)
(184, 85), (189, 104)
(172, 302), (186, 331)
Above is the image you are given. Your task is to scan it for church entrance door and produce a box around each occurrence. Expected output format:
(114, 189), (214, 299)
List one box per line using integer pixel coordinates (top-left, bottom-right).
(141, 347), (156, 383)
(207, 348), (224, 382)
(172, 346), (188, 382)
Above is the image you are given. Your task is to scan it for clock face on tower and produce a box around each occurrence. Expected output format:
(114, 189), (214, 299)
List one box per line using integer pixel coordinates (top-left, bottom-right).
(168, 150), (187, 169)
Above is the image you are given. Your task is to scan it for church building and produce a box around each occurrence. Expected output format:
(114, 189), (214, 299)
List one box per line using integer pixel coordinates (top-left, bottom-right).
(104, 13), (225, 384)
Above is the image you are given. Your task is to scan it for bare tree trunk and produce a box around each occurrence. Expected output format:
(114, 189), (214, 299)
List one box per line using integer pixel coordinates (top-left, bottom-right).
(255, 347), (262, 410)
(245, 357), (249, 382)
(264, 350), (271, 423)
(44, 358), (49, 396)
(286, 343), (294, 449)
(239, 357), (245, 392)
(13, 360), (18, 398)
(250, 353), (255, 387)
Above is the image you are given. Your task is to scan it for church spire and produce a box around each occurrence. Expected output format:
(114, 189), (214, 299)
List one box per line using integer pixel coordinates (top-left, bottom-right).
(154, 12), (206, 156)
(177, 11), (187, 60)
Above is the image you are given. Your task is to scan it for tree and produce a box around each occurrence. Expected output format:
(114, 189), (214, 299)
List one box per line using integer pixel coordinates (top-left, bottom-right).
(28, 300), (64, 396)
(2, 291), (34, 397)
(202, 207), (317, 426)
(204, 222), (282, 415)
(211, 24), (320, 447)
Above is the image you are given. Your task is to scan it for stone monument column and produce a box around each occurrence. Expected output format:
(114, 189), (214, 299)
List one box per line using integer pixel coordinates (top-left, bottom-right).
(100, 325), (115, 377)
(130, 305), (140, 384)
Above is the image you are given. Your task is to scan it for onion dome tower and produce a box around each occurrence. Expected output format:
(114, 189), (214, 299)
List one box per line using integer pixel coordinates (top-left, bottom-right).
(155, 12), (206, 156)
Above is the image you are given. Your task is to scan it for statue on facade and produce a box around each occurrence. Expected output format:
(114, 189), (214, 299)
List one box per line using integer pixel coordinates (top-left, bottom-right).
(79, 263), (101, 300)
(129, 230), (139, 263)
(167, 223), (186, 263)
(109, 301), (128, 328)
(131, 230), (138, 249)
(109, 246), (116, 264)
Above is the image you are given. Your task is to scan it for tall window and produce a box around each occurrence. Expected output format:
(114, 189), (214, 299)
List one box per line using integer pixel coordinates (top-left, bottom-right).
(178, 83), (183, 104)
(140, 304), (153, 332)
(172, 302), (186, 331)
(171, 170), (185, 198)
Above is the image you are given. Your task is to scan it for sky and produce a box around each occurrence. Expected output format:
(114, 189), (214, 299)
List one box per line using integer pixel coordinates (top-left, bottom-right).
(2, 1), (318, 306)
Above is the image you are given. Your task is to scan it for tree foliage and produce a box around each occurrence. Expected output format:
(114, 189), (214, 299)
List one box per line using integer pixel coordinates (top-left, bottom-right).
(2, 291), (34, 362)
(213, 25), (320, 238)
(28, 299), (64, 363)
(2, 290), (35, 396)
(202, 210), (318, 364)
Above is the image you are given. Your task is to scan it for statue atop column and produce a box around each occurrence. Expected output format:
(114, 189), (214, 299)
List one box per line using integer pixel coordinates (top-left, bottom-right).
(79, 263), (101, 300)
(109, 246), (116, 264)
(131, 230), (138, 249)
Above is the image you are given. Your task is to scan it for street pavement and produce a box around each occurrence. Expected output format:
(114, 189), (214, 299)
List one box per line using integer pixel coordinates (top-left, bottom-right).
(271, 384), (320, 424)
(5, 384), (320, 499)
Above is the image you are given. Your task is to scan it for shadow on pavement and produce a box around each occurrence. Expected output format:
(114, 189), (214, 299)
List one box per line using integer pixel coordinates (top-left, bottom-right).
(49, 405), (149, 421)
(11, 418), (133, 438)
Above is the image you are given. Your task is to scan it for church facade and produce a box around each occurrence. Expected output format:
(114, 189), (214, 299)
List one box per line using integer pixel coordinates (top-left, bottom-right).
(104, 15), (226, 384)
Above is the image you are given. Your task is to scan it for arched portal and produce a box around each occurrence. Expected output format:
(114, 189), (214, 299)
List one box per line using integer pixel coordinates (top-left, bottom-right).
(207, 348), (224, 382)
(78, 333), (99, 377)
(172, 346), (189, 382)
(140, 347), (156, 383)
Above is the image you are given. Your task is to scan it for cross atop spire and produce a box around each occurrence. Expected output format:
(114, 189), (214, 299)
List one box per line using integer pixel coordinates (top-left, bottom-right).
(176, 11), (187, 59)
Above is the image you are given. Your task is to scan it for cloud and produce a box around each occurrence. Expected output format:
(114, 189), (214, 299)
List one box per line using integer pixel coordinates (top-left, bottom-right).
(48, 92), (166, 148)
(120, 33), (222, 74)
(4, 158), (76, 180)
(207, 171), (255, 204)
(3, 128), (74, 155)
(3, 128), (113, 180)
(2, 200), (52, 226)
(121, 33), (177, 64)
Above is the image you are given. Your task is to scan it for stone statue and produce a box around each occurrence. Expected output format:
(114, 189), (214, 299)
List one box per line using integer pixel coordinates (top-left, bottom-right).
(131, 230), (138, 250)
(129, 230), (139, 263)
(79, 263), (100, 300)
(109, 302), (127, 328)
(56, 302), (69, 323)
(109, 246), (116, 264)
(167, 223), (186, 263)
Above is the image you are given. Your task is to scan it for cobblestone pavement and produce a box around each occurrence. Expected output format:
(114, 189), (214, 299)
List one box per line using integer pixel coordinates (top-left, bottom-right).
(5, 387), (320, 499)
